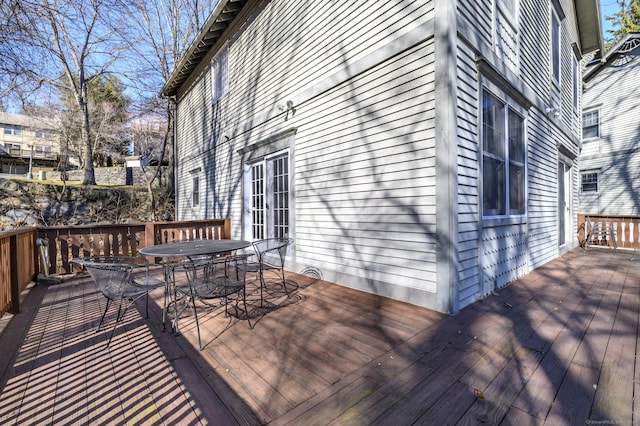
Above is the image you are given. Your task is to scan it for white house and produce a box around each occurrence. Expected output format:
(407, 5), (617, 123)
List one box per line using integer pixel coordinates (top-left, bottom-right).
(162, 0), (602, 314)
(580, 32), (640, 216)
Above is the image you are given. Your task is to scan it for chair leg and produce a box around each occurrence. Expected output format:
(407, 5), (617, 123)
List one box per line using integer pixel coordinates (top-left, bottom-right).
(243, 287), (252, 329)
(163, 265), (175, 331)
(280, 268), (289, 297)
(259, 268), (266, 307)
(172, 281), (181, 335)
(106, 299), (125, 348)
(193, 301), (203, 351)
(187, 287), (203, 351)
(97, 298), (112, 332)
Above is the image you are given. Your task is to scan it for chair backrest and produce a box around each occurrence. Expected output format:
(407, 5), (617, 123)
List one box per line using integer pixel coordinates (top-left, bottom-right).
(178, 257), (217, 285)
(252, 238), (293, 268)
(76, 256), (145, 300)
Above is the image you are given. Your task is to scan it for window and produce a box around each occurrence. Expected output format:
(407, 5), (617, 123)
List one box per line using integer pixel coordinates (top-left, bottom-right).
(192, 175), (200, 207)
(581, 172), (598, 193)
(35, 130), (51, 139)
(482, 89), (526, 217)
(551, 8), (561, 86)
(3, 125), (22, 136)
(211, 45), (229, 104)
(582, 110), (599, 139)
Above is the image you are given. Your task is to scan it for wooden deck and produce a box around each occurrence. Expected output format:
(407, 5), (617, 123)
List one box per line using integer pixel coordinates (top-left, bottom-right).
(0, 247), (638, 425)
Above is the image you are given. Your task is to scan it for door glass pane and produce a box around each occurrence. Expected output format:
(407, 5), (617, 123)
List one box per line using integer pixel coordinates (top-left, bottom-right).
(271, 155), (289, 239)
(251, 163), (264, 240)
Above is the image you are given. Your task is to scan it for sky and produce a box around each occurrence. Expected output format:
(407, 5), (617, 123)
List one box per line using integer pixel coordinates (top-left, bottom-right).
(600, 0), (621, 38)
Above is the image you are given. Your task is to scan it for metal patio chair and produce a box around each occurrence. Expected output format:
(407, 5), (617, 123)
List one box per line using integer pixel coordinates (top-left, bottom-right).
(244, 238), (294, 305)
(172, 253), (251, 350)
(73, 256), (166, 348)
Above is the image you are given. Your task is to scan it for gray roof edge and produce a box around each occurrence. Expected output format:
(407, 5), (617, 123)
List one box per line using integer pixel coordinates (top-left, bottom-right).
(160, 0), (234, 98)
(0, 111), (57, 130)
(584, 32), (640, 81)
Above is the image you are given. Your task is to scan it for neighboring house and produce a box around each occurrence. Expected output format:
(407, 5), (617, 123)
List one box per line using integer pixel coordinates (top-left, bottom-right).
(0, 112), (61, 175)
(162, 0), (602, 314)
(580, 33), (640, 216)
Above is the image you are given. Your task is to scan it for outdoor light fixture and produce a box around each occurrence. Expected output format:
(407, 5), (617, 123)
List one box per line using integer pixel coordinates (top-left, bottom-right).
(545, 106), (561, 118)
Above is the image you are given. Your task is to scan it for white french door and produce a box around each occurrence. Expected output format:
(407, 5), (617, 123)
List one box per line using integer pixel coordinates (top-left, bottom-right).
(244, 152), (290, 240)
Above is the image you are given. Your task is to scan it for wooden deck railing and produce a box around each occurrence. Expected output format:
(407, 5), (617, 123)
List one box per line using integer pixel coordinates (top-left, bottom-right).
(0, 218), (230, 317)
(0, 228), (38, 318)
(578, 213), (640, 250)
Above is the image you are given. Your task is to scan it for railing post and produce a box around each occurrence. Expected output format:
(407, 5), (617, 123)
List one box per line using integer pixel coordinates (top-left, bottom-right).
(223, 218), (231, 239)
(144, 222), (157, 248)
(9, 235), (20, 315)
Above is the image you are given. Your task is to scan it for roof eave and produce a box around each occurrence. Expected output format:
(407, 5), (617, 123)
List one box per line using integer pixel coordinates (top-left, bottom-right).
(575, 0), (604, 58)
(161, 0), (245, 98)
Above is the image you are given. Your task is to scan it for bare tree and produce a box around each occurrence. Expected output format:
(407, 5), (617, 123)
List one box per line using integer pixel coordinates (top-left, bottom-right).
(0, 0), (128, 185)
(128, 107), (169, 220)
(115, 0), (213, 213)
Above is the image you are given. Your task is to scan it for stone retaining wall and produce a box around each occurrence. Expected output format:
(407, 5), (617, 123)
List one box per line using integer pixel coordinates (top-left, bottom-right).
(46, 166), (170, 187)
(0, 178), (174, 230)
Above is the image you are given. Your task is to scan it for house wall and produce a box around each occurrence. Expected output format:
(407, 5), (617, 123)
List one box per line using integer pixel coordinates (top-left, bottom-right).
(173, 0), (589, 313)
(454, 0), (582, 308)
(175, 0), (440, 307)
(580, 44), (640, 215)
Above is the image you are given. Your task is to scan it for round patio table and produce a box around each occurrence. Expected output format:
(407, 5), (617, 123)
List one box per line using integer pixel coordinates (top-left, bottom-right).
(139, 239), (250, 258)
(139, 239), (252, 336)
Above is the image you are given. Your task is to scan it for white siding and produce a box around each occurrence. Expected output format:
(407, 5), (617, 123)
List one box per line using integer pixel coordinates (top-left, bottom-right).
(581, 44), (640, 215)
(293, 39), (438, 297)
(456, 39), (481, 308)
(519, 0), (553, 104)
(457, 0), (583, 302)
(527, 109), (563, 267)
(457, 0), (492, 46)
(227, 0), (435, 131)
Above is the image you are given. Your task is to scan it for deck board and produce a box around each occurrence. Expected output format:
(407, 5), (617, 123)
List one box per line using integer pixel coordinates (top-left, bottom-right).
(0, 248), (639, 425)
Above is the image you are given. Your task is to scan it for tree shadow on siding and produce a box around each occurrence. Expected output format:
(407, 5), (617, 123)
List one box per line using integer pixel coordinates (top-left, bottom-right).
(170, 1), (633, 424)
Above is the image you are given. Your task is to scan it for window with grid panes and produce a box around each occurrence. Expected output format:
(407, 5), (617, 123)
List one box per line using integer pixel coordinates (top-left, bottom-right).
(581, 172), (598, 193)
(192, 175), (200, 207)
(582, 110), (599, 140)
(482, 89), (526, 217)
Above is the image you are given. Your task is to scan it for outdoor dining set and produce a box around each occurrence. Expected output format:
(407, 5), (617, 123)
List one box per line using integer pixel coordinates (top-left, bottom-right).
(71, 237), (294, 351)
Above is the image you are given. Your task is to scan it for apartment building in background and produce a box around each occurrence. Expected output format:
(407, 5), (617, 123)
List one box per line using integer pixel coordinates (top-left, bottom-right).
(0, 111), (64, 176)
